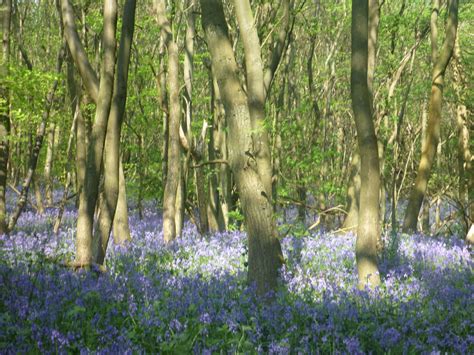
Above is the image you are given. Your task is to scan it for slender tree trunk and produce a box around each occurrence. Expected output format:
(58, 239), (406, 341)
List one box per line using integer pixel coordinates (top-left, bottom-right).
(61, 0), (99, 103)
(342, 151), (360, 232)
(54, 104), (78, 234)
(201, 0), (284, 295)
(33, 176), (44, 215)
(96, 0), (136, 265)
(402, 0), (458, 233)
(0, 0), (11, 235)
(155, 0), (181, 243)
(207, 70), (221, 231)
(453, 34), (472, 229)
(113, 159), (131, 244)
(44, 122), (55, 206)
(351, 0), (381, 289)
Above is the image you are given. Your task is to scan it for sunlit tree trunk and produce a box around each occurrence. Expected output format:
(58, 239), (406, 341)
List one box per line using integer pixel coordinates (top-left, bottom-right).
(155, 0), (181, 243)
(351, 0), (381, 289)
(403, 0), (458, 233)
(96, 0), (136, 265)
(113, 159), (131, 244)
(201, 0), (284, 295)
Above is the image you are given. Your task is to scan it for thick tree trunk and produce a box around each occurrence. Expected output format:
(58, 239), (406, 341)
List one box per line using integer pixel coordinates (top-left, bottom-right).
(351, 0), (381, 289)
(0, 0), (11, 235)
(402, 0), (458, 233)
(233, 0), (272, 200)
(155, 0), (181, 243)
(343, 0), (379, 234)
(201, 0), (284, 295)
(96, 0), (136, 265)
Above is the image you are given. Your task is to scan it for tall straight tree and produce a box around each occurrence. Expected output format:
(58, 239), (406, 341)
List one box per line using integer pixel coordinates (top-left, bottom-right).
(343, 0), (380, 233)
(402, 0), (458, 233)
(0, 0), (11, 235)
(154, 0), (181, 243)
(351, 0), (381, 289)
(200, 0), (284, 295)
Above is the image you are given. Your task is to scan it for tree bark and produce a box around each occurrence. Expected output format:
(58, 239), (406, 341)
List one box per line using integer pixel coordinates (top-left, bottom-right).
(72, 0), (118, 266)
(61, 0), (99, 103)
(233, 0), (272, 200)
(0, 0), (11, 235)
(351, 0), (381, 289)
(96, 0), (136, 265)
(54, 103), (78, 234)
(343, 0), (379, 234)
(342, 151), (360, 232)
(452, 33), (472, 230)
(155, 0), (181, 243)
(113, 159), (131, 244)
(44, 122), (55, 206)
(201, 0), (284, 295)
(402, 0), (458, 233)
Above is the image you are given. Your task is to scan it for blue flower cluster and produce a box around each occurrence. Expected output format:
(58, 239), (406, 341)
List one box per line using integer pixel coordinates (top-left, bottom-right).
(0, 204), (473, 353)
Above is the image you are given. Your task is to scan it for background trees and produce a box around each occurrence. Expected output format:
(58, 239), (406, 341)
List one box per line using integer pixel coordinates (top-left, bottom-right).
(1, 0), (472, 287)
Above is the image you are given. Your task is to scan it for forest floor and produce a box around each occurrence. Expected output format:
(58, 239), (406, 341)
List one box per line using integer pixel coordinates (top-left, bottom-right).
(0, 201), (473, 353)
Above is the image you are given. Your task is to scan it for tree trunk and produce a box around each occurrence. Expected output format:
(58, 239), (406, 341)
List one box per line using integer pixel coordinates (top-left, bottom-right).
(44, 122), (55, 206)
(54, 104), (78, 234)
(402, 0), (458, 233)
(351, 0), (381, 289)
(33, 176), (44, 215)
(0, 0), (11, 235)
(201, 0), (284, 295)
(343, 0), (379, 234)
(155, 0), (181, 243)
(69, 0), (118, 266)
(113, 159), (131, 244)
(453, 33), (472, 230)
(342, 151), (360, 232)
(96, 0), (136, 265)
(233, 0), (273, 200)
